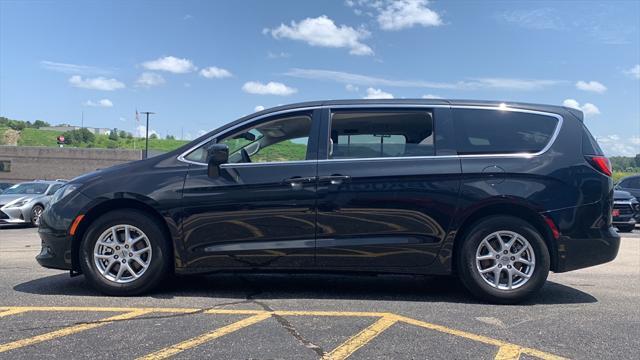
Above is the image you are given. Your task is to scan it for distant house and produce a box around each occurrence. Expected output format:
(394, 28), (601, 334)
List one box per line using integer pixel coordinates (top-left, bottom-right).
(40, 126), (111, 135)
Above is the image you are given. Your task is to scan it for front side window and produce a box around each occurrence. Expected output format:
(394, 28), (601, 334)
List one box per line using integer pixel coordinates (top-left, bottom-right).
(329, 110), (434, 159)
(183, 114), (312, 164)
(453, 109), (559, 155)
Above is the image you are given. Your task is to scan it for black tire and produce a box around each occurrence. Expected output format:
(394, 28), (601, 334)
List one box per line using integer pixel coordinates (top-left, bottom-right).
(79, 209), (171, 296)
(616, 225), (634, 233)
(457, 215), (550, 304)
(31, 204), (44, 226)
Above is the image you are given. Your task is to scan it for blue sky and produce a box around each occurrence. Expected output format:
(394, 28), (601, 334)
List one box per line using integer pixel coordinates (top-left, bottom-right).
(1, 0), (639, 155)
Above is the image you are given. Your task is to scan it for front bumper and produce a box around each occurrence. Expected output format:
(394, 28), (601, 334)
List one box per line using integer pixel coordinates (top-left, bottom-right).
(555, 226), (620, 273)
(0, 206), (31, 224)
(36, 226), (73, 270)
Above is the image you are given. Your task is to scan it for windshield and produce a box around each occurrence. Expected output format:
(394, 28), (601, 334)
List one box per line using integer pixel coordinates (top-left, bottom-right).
(2, 183), (49, 195)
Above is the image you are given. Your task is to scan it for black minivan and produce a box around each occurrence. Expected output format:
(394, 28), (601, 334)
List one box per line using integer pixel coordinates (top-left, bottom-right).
(37, 99), (620, 303)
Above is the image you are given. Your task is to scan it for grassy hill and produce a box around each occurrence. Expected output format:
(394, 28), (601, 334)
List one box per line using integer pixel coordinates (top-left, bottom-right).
(2, 127), (189, 152)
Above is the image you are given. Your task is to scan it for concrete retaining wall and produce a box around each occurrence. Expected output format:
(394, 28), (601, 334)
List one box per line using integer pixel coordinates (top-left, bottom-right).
(0, 146), (142, 183)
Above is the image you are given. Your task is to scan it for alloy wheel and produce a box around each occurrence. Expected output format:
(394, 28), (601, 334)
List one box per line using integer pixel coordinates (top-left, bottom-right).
(93, 225), (152, 283)
(475, 230), (536, 290)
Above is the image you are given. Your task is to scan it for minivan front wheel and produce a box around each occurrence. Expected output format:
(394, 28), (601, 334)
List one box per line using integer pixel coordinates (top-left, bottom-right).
(79, 209), (170, 295)
(458, 216), (550, 304)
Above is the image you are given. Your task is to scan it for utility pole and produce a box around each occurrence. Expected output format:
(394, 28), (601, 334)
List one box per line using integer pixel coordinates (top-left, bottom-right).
(140, 111), (155, 159)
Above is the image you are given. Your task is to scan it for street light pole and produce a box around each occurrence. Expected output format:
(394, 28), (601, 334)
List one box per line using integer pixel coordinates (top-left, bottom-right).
(140, 111), (154, 159)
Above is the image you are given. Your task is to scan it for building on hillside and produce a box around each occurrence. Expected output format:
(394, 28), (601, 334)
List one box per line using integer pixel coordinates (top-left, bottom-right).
(40, 126), (111, 135)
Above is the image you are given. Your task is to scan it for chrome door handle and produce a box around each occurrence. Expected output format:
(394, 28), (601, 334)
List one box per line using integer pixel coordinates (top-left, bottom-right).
(319, 175), (351, 185)
(283, 176), (316, 189)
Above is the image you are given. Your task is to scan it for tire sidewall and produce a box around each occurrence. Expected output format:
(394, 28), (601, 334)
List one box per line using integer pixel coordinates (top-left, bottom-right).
(79, 209), (170, 295)
(458, 216), (550, 304)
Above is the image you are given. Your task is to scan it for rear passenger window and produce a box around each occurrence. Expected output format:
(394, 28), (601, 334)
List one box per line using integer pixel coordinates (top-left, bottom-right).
(453, 109), (559, 155)
(329, 110), (434, 159)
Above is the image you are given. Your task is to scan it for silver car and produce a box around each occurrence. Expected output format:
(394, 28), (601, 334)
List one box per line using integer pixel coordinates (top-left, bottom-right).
(0, 181), (66, 226)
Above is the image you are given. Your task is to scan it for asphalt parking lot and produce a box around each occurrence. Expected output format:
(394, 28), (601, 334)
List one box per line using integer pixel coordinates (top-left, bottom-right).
(0, 226), (638, 359)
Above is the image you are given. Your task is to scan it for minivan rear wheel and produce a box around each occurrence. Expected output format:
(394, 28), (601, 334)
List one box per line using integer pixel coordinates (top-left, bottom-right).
(457, 216), (550, 304)
(79, 209), (170, 296)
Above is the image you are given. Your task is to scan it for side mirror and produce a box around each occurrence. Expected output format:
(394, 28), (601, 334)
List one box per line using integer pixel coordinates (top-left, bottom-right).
(206, 143), (229, 177)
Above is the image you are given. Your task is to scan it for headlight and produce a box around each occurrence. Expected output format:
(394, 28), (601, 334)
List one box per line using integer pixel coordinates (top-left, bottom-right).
(50, 184), (80, 205)
(6, 199), (29, 208)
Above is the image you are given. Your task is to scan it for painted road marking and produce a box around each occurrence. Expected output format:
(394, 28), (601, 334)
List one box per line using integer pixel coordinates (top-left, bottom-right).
(137, 313), (272, 360)
(322, 315), (398, 360)
(0, 309), (152, 353)
(0, 306), (567, 360)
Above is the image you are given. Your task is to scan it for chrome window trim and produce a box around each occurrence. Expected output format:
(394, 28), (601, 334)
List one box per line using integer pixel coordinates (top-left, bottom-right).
(177, 103), (563, 166)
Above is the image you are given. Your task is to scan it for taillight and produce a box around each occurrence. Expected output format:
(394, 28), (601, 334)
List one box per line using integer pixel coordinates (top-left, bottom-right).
(585, 155), (612, 177)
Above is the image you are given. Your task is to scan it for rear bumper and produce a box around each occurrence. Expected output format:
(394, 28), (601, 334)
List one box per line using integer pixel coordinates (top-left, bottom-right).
(554, 226), (620, 273)
(36, 227), (73, 271)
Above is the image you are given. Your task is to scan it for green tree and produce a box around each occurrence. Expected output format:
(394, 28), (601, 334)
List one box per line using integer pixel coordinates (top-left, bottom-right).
(118, 130), (127, 139)
(107, 140), (118, 149)
(149, 133), (158, 140)
(166, 134), (175, 140)
(109, 128), (119, 141)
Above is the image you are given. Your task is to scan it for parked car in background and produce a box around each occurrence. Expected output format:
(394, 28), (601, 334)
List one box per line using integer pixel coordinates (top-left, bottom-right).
(0, 180), (66, 226)
(0, 183), (13, 194)
(616, 174), (640, 201)
(612, 190), (639, 232)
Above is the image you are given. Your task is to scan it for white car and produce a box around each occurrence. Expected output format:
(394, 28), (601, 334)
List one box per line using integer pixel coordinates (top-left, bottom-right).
(0, 181), (66, 226)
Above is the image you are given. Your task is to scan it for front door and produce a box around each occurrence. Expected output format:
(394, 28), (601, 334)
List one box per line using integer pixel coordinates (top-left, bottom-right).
(181, 109), (321, 270)
(315, 107), (461, 269)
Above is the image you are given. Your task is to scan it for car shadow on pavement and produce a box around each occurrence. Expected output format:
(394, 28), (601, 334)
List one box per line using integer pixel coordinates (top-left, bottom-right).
(13, 272), (597, 305)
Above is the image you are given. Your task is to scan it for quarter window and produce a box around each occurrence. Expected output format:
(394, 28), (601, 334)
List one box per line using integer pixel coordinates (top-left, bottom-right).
(329, 111), (434, 159)
(453, 109), (558, 155)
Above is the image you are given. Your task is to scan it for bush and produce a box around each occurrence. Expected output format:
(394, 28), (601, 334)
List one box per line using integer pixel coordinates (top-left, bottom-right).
(62, 128), (95, 145)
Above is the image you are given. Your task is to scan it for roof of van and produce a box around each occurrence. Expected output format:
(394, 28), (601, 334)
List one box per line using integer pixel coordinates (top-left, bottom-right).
(250, 99), (584, 121)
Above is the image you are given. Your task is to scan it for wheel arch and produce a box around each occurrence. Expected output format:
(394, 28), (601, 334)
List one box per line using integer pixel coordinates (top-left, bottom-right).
(71, 198), (176, 273)
(451, 203), (558, 273)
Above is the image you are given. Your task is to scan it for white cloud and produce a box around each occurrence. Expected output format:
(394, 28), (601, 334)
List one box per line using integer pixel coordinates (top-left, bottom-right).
(68, 75), (125, 91)
(266, 15), (373, 56)
(40, 60), (112, 75)
(364, 87), (394, 99)
(563, 99), (600, 116)
(135, 72), (165, 87)
(624, 64), (640, 79)
(142, 56), (196, 73)
(199, 66), (232, 79)
(285, 68), (563, 90)
(84, 99), (113, 107)
(267, 51), (291, 59)
(377, 0), (443, 30)
(471, 77), (562, 90)
(596, 135), (640, 156)
(421, 94), (442, 99)
(345, 84), (359, 92)
(576, 80), (607, 93)
(242, 81), (297, 96)
(499, 8), (562, 30)
(136, 125), (159, 138)
(254, 105), (265, 112)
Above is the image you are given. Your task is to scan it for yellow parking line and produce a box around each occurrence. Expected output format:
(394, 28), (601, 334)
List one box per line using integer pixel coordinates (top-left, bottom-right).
(0, 309), (152, 353)
(495, 345), (522, 360)
(322, 315), (398, 360)
(0, 308), (29, 318)
(0, 306), (567, 360)
(2, 306), (198, 313)
(395, 315), (567, 360)
(137, 312), (272, 360)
